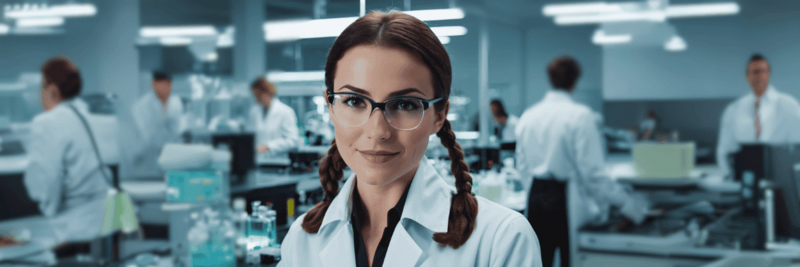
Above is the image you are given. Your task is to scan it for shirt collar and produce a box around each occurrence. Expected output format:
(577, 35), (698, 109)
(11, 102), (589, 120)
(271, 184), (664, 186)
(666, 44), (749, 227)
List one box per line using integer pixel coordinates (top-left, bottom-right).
(750, 85), (777, 103)
(320, 156), (453, 233)
(543, 90), (573, 103)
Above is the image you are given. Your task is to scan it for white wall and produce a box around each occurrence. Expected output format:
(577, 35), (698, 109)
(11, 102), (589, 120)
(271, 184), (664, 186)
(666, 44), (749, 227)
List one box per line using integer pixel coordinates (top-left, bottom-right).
(603, 0), (800, 101)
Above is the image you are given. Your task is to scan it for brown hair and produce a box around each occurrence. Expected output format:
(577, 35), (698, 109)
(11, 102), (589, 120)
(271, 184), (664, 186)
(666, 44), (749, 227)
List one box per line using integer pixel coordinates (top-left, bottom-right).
(250, 77), (277, 95)
(41, 56), (82, 100)
(547, 55), (581, 91)
(301, 11), (478, 249)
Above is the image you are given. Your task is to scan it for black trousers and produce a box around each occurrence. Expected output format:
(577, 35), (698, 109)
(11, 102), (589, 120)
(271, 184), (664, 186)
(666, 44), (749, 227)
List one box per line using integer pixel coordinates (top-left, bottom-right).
(528, 179), (569, 267)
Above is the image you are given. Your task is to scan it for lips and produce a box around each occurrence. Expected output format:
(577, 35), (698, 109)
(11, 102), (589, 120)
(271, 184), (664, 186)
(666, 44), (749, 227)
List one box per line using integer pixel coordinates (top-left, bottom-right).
(358, 150), (400, 164)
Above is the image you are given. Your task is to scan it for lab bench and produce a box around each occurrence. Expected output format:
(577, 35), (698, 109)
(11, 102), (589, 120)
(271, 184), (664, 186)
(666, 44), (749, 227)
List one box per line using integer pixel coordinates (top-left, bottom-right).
(576, 160), (800, 267)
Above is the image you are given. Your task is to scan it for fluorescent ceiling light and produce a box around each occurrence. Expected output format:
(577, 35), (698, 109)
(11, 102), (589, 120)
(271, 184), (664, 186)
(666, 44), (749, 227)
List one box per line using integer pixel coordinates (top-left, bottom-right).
(403, 8), (465, 21)
(160, 37), (192, 46)
(550, 1), (739, 25)
(557, 12), (666, 25)
(0, 23), (9, 35)
(266, 71), (326, 82)
(431, 26), (468, 36)
(592, 30), (632, 45)
(666, 3), (739, 18)
(265, 17), (355, 42)
(4, 3), (96, 19)
(264, 9), (466, 42)
(543, 2), (623, 16)
(438, 36), (451, 44)
(17, 17), (64, 28)
(141, 25), (217, 38)
(664, 35), (687, 51)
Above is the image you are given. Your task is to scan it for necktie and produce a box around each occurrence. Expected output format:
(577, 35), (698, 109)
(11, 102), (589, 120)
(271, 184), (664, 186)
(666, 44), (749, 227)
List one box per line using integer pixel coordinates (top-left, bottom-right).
(755, 98), (761, 141)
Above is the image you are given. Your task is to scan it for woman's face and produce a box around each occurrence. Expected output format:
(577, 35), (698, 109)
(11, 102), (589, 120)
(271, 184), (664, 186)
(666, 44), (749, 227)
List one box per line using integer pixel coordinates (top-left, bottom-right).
(331, 45), (447, 186)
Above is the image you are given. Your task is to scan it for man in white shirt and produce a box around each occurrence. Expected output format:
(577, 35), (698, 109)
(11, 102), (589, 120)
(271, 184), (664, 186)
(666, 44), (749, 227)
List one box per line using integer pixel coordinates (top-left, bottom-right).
(515, 56), (647, 267)
(717, 54), (800, 175)
(490, 99), (519, 143)
(126, 72), (184, 179)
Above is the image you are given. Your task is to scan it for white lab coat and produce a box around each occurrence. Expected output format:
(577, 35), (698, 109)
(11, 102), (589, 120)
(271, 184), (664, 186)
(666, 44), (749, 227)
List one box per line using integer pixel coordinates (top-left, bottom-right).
(127, 92), (184, 179)
(717, 86), (800, 174)
(279, 156), (542, 267)
(515, 90), (646, 266)
(23, 99), (112, 243)
(501, 115), (519, 143)
(247, 99), (300, 161)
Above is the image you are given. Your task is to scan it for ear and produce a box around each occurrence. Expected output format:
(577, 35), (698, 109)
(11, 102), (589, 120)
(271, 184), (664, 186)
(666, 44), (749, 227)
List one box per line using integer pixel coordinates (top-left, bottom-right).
(47, 84), (62, 101)
(430, 100), (449, 135)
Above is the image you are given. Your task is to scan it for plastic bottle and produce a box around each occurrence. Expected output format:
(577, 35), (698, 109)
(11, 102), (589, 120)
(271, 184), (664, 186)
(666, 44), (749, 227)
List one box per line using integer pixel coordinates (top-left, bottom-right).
(232, 199), (249, 259)
(266, 209), (278, 247)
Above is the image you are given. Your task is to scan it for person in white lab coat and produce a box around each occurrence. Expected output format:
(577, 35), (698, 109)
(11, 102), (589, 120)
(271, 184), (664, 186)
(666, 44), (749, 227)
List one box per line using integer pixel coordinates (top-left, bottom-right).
(280, 11), (541, 267)
(24, 57), (111, 242)
(128, 72), (184, 179)
(515, 56), (648, 267)
(717, 54), (800, 175)
(490, 99), (519, 143)
(247, 77), (300, 161)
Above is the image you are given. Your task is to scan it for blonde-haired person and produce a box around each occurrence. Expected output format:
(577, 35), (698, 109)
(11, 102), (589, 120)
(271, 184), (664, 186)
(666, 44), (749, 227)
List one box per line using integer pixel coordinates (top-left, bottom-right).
(247, 77), (300, 162)
(278, 11), (541, 267)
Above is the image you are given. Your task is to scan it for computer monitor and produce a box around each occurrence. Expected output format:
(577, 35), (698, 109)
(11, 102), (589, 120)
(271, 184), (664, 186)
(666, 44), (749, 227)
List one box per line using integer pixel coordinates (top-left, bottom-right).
(734, 144), (800, 241)
(765, 145), (800, 240)
(212, 133), (255, 184)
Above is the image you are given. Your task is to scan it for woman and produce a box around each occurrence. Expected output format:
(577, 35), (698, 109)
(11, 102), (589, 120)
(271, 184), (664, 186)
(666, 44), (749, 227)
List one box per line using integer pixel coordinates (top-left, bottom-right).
(24, 57), (111, 242)
(247, 77), (300, 162)
(279, 12), (541, 267)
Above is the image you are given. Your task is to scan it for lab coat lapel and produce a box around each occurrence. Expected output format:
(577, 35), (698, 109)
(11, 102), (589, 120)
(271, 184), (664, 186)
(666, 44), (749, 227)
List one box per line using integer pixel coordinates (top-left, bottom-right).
(383, 222), (423, 267)
(318, 223), (357, 267)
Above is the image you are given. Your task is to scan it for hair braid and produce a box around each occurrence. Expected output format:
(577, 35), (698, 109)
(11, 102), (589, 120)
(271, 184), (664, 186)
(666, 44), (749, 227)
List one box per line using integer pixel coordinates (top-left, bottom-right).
(302, 139), (346, 233)
(433, 120), (479, 248)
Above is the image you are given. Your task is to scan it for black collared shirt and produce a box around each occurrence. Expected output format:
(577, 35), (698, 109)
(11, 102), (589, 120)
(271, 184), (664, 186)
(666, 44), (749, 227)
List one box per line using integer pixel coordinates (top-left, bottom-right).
(351, 185), (410, 267)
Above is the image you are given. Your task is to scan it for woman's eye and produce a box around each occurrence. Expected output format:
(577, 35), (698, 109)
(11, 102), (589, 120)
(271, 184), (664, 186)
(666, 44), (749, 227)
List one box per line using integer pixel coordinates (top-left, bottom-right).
(393, 100), (420, 111)
(343, 97), (365, 107)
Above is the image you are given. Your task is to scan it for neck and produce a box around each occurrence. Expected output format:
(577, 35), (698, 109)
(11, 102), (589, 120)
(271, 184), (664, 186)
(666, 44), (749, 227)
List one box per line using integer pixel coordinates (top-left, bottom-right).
(354, 168), (415, 229)
(753, 87), (768, 98)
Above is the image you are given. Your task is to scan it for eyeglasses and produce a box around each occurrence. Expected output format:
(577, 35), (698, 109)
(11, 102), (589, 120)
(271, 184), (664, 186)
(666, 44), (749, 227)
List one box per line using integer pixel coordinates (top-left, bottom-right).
(327, 92), (442, 130)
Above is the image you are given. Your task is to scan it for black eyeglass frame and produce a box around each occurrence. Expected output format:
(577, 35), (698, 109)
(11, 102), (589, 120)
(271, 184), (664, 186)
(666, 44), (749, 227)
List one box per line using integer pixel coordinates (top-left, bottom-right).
(326, 92), (444, 129)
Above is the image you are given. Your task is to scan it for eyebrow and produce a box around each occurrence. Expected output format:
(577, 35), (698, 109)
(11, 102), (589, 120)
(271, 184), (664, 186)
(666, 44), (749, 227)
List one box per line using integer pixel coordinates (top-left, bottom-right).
(338, 85), (428, 99)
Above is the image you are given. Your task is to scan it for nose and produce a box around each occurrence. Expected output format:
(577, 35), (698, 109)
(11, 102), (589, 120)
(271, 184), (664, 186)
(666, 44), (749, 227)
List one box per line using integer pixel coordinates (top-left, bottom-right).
(366, 109), (392, 141)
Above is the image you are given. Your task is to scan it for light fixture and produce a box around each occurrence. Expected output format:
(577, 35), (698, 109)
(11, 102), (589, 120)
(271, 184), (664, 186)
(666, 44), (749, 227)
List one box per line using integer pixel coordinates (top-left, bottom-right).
(266, 71), (326, 82)
(664, 35), (687, 51)
(263, 8), (466, 42)
(0, 23), (9, 35)
(140, 25), (218, 38)
(592, 30), (632, 45)
(666, 3), (739, 18)
(438, 36), (451, 45)
(557, 12), (666, 25)
(217, 26), (234, 48)
(404, 8), (465, 21)
(4, 3), (96, 19)
(160, 37), (192, 46)
(544, 1), (740, 25)
(543, 2), (624, 16)
(431, 26), (468, 37)
(17, 17), (64, 28)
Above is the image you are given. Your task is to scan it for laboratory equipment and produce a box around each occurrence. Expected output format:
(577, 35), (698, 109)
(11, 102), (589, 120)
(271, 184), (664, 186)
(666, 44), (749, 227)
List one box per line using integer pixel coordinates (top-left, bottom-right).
(732, 143), (800, 249)
(467, 147), (500, 171)
(288, 151), (321, 173)
(212, 134), (256, 184)
(632, 142), (695, 178)
(188, 208), (236, 267)
(231, 198), (249, 259)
